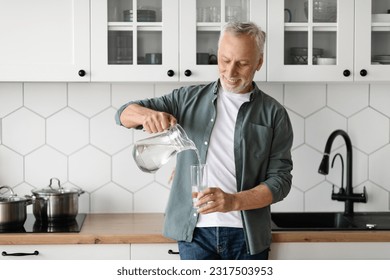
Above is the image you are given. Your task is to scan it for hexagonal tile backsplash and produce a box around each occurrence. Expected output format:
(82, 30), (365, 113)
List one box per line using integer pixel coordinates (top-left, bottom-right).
(1, 82), (390, 214)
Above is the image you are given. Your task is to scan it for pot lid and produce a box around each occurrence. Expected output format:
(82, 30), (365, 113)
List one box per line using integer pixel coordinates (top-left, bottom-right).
(0, 195), (28, 203)
(31, 178), (82, 195)
(0, 185), (29, 203)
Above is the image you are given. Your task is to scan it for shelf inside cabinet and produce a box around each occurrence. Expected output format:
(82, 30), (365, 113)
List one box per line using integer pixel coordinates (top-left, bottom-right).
(372, 23), (390, 31)
(196, 23), (222, 32)
(285, 23), (337, 32)
(108, 22), (163, 32)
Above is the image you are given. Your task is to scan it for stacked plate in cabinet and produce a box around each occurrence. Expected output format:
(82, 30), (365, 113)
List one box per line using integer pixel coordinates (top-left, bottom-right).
(373, 55), (390, 64)
(123, 9), (156, 22)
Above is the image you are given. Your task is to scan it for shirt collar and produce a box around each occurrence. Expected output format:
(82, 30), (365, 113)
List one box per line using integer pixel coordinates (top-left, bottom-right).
(215, 80), (259, 102)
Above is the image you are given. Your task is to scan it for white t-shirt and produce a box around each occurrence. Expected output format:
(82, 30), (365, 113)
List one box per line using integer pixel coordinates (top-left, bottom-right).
(197, 88), (251, 228)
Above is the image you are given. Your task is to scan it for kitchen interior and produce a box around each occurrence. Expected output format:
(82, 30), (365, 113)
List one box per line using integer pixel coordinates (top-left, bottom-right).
(1, 0), (390, 260)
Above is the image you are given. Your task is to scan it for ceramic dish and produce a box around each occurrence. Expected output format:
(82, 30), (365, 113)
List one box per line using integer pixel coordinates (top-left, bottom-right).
(372, 14), (390, 22)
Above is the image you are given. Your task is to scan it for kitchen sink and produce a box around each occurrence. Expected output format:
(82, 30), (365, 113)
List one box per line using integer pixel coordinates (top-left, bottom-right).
(271, 212), (390, 231)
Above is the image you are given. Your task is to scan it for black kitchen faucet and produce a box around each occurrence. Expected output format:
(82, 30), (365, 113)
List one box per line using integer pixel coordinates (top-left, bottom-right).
(318, 129), (367, 216)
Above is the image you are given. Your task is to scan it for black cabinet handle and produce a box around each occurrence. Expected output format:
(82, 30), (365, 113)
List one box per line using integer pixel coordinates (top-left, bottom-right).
(167, 70), (175, 77)
(184, 69), (192, 77)
(343, 69), (351, 77)
(2, 250), (39, 257)
(168, 249), (179, 255)
(78, 70), (86, 77)
(360, 69), (367, 77)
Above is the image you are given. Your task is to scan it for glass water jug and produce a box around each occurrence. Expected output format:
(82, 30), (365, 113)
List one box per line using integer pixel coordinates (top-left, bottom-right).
(132, 124), (196, 173)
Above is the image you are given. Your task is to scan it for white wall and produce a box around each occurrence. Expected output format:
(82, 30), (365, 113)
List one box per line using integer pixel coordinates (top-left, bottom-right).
(0, 81), (389, 214)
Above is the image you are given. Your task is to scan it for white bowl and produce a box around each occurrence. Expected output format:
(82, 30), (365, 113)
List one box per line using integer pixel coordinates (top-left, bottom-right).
(372, 14), (390, 22)
(317, 57), (336, 65)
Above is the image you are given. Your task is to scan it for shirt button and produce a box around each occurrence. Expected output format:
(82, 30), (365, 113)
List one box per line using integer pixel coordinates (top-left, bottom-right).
(210, 118), (214, 122)
(204, 141), (208, 145)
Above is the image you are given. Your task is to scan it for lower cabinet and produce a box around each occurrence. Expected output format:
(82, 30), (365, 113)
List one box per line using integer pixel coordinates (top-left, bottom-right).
(130, 243), (180, 260)
(270, 242), (390, 260)
(1, 243), (180, 260)
(0, 244), (130, 260)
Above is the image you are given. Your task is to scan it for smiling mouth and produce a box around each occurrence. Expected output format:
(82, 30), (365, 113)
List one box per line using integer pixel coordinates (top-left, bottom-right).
(224, 76), (239, 84)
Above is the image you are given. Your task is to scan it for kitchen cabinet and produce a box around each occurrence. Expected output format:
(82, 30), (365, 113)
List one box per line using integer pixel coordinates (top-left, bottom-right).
(270, 242), (390, 259)
(355, 0), (390, 81)
(268, 0), (390, 82)
(91, 0), (179, 81)
(0, 0), (90, 82)
(0, 244), (130, 260)
(91, 0), (266, 82)
(268, 0), (354, 82)
(130, 243), (180, 260)
(179, 0), (267, 82)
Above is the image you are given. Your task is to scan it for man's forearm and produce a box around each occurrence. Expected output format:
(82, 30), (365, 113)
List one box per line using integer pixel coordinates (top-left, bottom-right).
(233, 183), (273, 211)
(119, 104), (151, 128)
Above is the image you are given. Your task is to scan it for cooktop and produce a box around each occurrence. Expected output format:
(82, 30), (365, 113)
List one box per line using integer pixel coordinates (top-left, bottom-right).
(0, 214), (86, 233)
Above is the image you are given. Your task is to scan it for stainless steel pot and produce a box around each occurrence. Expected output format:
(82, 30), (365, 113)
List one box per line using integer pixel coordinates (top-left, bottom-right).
(0, 186), (32, 228)
(31, 178), (84, 222)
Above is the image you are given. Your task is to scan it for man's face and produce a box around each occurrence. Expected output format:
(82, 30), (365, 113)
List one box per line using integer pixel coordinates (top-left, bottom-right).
(218, 32), (263, 93)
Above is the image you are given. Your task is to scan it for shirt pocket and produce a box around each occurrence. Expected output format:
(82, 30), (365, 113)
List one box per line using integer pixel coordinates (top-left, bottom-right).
(245, 123), (273, 158)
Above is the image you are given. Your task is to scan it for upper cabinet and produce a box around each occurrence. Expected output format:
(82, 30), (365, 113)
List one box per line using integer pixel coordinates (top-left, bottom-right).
(3, 0), (389, 83)
(91, 0), (266, 82)
(91, 0), (179, 82)
(0, 0), (90, 82)
(268, 0), (354, 82)
(179, 0), (266, 82)
(268, 0), (390, 82)
(355, 0), (390, 81)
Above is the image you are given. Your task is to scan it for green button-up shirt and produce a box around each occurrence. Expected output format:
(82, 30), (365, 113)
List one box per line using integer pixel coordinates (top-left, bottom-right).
(115, 80), (293, 254)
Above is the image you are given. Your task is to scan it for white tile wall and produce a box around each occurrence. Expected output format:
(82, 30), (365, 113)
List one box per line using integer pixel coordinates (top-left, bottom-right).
(1, 82), (390, 214)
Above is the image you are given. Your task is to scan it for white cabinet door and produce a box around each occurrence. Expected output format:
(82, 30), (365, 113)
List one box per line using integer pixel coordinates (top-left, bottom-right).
(91, 0), (179, 82)
(180, 0), (267, 82)
(131, 243), (180, 260)
(0, 0), (90, 82)
(355, 0), (390, 81)
(270, 242), (390, 260)
(268, 0), (354, 82)
(0, 244), (130, 260)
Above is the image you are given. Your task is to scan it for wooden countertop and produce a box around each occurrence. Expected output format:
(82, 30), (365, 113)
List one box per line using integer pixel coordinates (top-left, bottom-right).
(1, 213), (390, 245)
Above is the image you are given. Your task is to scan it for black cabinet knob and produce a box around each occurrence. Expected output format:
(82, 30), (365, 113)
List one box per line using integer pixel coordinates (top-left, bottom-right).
(343, 70), (351, 77)
(78, 70), (86, 77)
(167, 70), (175, 77)
(360, 69), (367, 77)
(184, 69), (192, 77)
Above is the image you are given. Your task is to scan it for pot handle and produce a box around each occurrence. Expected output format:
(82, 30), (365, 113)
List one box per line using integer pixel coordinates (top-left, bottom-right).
(24, 195), (34, 206)
(48, 177), (62, 190)
(0, 186), (15, 198)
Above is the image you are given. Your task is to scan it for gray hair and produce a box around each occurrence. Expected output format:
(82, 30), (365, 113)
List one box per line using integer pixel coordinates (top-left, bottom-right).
(218, 21), (266, 55)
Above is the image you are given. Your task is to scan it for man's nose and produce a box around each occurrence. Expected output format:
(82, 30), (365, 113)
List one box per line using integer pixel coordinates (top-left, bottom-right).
(226, 63), (237, 77)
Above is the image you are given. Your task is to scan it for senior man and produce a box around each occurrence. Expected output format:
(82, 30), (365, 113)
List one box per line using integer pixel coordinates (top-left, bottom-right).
(116, 21), (293, 260)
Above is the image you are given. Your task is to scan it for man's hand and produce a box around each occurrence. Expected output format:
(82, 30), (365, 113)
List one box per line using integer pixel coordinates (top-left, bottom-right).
(195, 187), (237, 214)
(195, 183), (274, 214)
(142, 111), (176, 133)
(120, 104), (176, 132)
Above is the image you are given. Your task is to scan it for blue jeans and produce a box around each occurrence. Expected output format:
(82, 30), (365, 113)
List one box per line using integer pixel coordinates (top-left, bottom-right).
(178, 227), (269, 260)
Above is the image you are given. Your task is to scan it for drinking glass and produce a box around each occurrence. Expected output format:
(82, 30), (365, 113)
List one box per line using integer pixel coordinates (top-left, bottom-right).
(190, 164), (207, 209)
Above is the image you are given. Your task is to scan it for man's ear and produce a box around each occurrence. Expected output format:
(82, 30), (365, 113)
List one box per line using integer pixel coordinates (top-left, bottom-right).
(256, 56), (264, 71)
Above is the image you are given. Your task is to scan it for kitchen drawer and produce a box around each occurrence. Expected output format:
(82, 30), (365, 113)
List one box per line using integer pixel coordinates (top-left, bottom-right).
(0, 244), (130, 260)
(131, 243), (180, 260)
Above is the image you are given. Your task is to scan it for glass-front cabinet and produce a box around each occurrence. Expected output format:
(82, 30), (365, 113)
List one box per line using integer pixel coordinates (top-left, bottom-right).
(355, 0), (390, 81)
(91, 0), (266, 82)
(91, 0), (178, 81)
(180, 0), (266, 82)
(268, 0), (354, 81)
